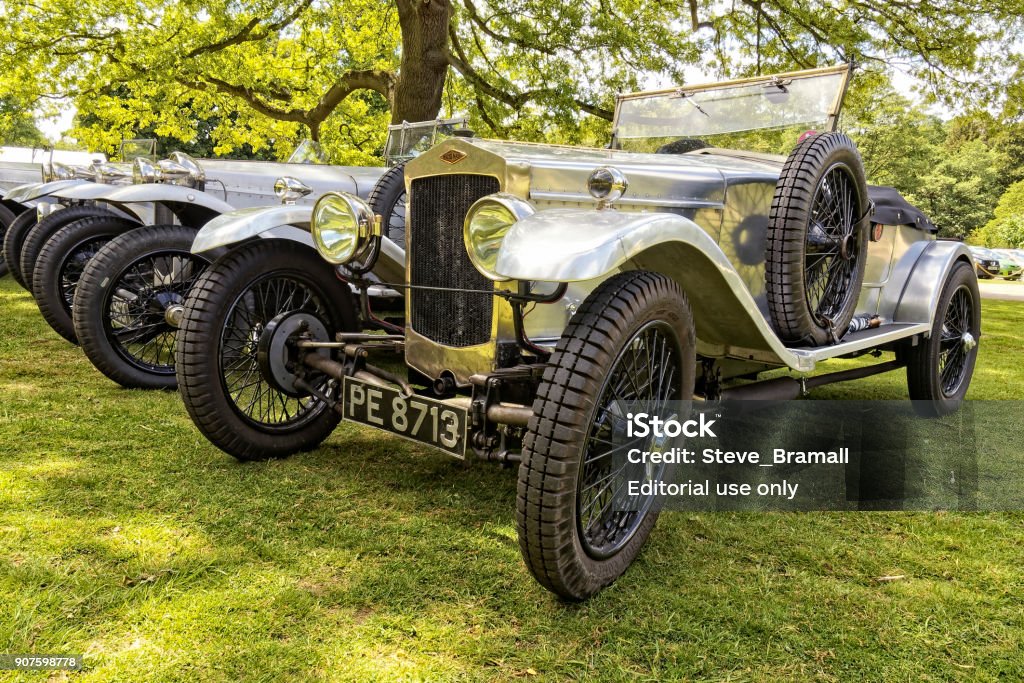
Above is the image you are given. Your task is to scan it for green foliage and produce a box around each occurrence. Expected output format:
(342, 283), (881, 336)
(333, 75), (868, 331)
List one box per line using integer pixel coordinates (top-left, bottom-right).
(904, 140), (1007, 239)
(968, 180), (1024, 247)
(3, 0), (1024, 161)
(992, 180), (1024, 220)
(844, 80), (945, 195)
(0, 96), (48, 148)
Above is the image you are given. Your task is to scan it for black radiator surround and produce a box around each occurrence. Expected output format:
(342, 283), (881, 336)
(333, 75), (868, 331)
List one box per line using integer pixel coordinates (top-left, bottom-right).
(408, 174), (501, 347)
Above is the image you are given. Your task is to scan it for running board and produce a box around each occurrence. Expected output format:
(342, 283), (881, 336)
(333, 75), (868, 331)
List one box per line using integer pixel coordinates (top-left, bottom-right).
(786, 322), (930, 370)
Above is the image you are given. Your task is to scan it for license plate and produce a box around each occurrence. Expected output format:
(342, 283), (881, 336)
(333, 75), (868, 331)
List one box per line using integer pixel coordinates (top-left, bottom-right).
(342, 376), (468, 458)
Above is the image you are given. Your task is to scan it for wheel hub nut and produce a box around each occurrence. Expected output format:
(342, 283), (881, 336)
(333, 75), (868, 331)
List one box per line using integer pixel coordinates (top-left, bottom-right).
(961, 331), (977, 351)
(840, 234), (854, 260)
(165, 304), (186, 328)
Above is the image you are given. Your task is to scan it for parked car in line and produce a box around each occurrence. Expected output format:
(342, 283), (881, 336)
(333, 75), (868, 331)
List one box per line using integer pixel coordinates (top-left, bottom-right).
(990, 249), (1024, 280)
(969, 246), (1002, 279)
(174, 65), (979, 600)
(2, 145), (392, 349)
(68, 120), (464, 391)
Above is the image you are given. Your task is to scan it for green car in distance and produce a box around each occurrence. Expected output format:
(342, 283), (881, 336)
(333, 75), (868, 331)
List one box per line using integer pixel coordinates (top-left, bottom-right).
(991, 249), (1024, 280)
(970, 246), (1022, 280)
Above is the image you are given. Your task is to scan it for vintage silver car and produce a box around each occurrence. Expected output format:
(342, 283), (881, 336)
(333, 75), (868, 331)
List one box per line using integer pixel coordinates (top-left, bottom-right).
(73, 119), (464, 390)
(174, 66), (980, 600)
(0, 144), (399, 393)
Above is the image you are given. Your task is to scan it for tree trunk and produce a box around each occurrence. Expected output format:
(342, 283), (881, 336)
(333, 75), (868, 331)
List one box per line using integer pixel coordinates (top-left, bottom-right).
(392, 0), (451, 124)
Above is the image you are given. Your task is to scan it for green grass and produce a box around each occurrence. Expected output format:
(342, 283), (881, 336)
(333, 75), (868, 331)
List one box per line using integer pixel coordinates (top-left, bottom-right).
(1, 275), (1023, 682)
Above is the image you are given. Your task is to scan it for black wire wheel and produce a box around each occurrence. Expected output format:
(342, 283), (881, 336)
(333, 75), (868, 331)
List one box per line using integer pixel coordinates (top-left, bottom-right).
(905, 261), (980, 416)
(0, 203), (16, 278)
(517, 271), (696, 600)
(175, 239), (358, 461)
(366, 163), (407, 250)
(31, 214), (141, 344)
(766, 132), (869, 347)
(3, 209), (40, 289)
(73, 225), (210, 389)
(20, 204), (129, 293)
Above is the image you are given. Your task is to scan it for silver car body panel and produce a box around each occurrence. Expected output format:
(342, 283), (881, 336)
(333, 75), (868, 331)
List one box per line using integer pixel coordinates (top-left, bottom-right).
(192, 204), (406, 285)
(3, 158), (385, 214)
(487, 203), (969, 373)
(403, 138), (966, 378)
(4, 179), (87, 204)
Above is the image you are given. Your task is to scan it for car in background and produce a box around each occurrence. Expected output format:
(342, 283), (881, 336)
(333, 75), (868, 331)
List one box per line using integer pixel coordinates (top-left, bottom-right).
(970, 246), (1012, 279)
(985, 249), (1024, 280)
(991, 249), (1024, 280)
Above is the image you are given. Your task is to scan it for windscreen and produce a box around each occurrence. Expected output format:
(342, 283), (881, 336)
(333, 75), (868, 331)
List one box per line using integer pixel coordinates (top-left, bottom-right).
(383, 119), (467, 166)
(287, 139), (327, 164)
(614, 68), (848, 152)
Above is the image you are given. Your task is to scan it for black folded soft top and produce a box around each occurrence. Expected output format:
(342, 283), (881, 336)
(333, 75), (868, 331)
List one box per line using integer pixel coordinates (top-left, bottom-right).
(867, 185), (936, 232)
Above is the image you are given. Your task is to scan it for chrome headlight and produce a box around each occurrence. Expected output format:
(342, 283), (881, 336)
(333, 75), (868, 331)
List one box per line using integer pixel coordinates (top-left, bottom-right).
(133, 158), (159, 184)
(274, 176), (312, 204)
(587, 166), (628, 206)
(311, 192), (379, 265)
(41, 163), (53, 183)
(92, 162), (132, 184)
(158, 152), (204, 187)
(51, 162), (77, 181)
(168, 151), (205, 184)
(463, 193), (535, 281)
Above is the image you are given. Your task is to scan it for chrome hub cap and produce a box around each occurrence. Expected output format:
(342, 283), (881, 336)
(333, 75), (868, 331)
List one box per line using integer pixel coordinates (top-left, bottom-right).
(164, 303), (185, 328)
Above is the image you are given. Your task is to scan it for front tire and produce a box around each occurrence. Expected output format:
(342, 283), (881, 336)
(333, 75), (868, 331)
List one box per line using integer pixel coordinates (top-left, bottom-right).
(517, 271), (696, 600)
(20, 205), (128, 292)
(175, 240), (358, 461)
(32, 214), (140, 343)
(0, 204), (16, 278)
(3, 209), (39, 289)
(73, 225), (210, 389)
(906, 261), (980, 416)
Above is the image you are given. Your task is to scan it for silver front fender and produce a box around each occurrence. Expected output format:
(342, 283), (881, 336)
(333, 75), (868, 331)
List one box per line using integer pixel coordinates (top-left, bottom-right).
(67, 183), (236, 227)
(492, 208), (804, 368)
(4, 179), (87, 203)
(192, 205), (316, 253)
(192, 205), (406, 284)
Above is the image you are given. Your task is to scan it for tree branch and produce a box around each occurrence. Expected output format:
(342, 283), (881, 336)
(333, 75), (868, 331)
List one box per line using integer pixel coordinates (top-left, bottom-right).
(186, 0), (315, 59)
(448, 26), (612, 120)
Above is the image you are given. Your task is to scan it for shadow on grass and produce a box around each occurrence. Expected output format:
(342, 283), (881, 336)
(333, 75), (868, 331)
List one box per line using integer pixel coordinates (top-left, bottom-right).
(2, 278), (1023, 681)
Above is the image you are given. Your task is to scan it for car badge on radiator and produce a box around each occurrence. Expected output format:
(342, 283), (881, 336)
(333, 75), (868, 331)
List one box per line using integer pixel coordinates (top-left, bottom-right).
(440, 149), (467, 164)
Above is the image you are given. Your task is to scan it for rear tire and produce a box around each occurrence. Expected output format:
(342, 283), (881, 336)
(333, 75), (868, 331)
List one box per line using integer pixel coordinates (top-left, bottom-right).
(21, 205), (127, 292)
(175, 240), (358, 461)
(0, 204), (16, 278)
(32, 214), (140, 343)
(766, 133), (869, 346)
(367, 164), (407, 250)
(517, 271), (696, 600)
(3, 210), (39, 289)
(906, 261), (980, 416)
(73, 225), (210, 389)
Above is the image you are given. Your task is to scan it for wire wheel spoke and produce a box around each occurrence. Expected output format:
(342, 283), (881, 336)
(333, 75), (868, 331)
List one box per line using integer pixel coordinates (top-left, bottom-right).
(938, 288), (973, 396)
(577, 321), (681, 558)
(805, 165), (860, 323)
(218, 274), (332, 429)
(104, 251), (206, 373)
(388, 193), (407, 248)
(60, 238), (109, 310)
